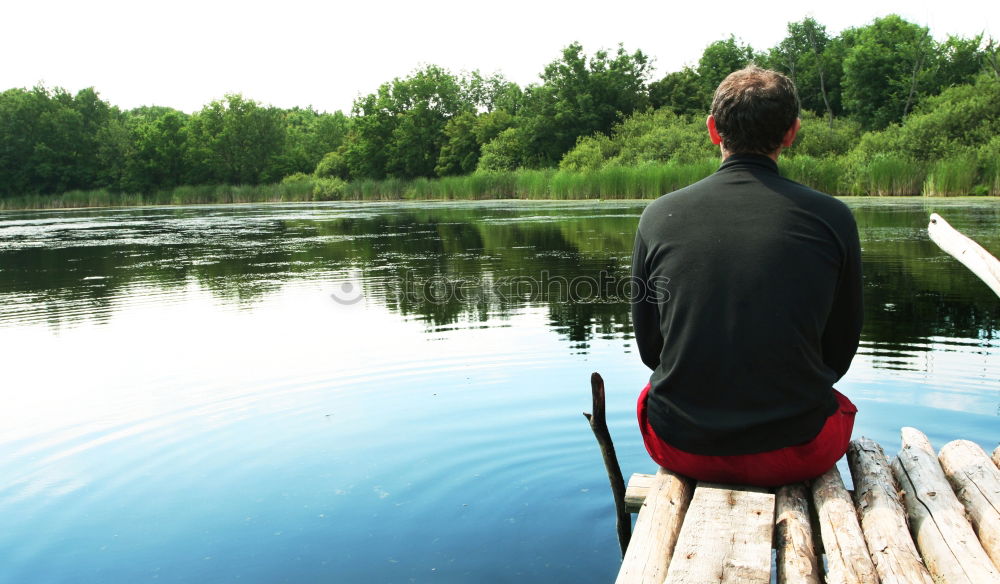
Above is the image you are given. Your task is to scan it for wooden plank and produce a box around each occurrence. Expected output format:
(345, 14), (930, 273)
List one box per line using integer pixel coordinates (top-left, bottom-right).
(938, 439), (1000, 570)
(846, 438), (933, 584)
(663, 483), (774, 584)
(625, 473), (656, 513)
(775, 483), (821, 584)
(811, 466), (879, 584)
(892, 427), (1000, 583)
(615, 468), (694, 584)
(928, 213), (1000, 298)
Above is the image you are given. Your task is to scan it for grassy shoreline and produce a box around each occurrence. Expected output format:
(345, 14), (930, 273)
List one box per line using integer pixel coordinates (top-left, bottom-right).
(2, 155), (998, 211)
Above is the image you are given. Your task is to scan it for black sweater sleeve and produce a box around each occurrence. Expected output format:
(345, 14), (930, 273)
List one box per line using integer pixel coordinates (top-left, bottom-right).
(821, 216), (864, 380)
(631, 228), (663, 370)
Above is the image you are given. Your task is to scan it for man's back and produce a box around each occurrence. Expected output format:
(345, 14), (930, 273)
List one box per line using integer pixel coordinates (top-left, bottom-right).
(631, 153), (863, 456)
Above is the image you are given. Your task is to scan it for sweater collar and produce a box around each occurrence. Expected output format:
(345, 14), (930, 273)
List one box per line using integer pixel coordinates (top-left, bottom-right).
(718, 153), (779, 174)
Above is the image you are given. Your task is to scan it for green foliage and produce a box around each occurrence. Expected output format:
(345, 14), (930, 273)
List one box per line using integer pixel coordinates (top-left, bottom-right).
(435, 112), (481, 176)
(515, 42), (652, 166)
(559, 109), (715, 171)
(125, 108), (191, 193)
(343, 64), (473, 180)
(789, 113), (860, 157)
(186, 94), (287, 184)
(766, 17), (842, 119)
(1, 16), (996, 203)
(559, 134), (614, 171)
(275, 108), (349, 177)
(311, 177), (347, 201)
(0, 85), (114, 196)
(314, 150), (349, 179)
(697, 36), (757, 97)
(841, 15), (938, 129)
(477, 128), (526, 172)
(648, 67), (707, 115)
(978, 136), (1000, 195)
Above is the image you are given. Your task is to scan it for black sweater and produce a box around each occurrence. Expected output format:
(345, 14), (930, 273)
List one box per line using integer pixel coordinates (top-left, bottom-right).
(631, 154), (863, 456)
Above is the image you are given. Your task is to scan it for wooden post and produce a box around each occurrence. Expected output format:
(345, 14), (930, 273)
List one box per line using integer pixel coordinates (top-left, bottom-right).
(993, 445), (1000, 470)
(663, 483), (774, 584)
(616, 468), (693, 584)
(775, 483), (821, 584)
(846, 438), (933, 584)
(583, 372), (631, 557)
(928, 213), (1000, 298)
(812, 466), (879, 583)
(938, 439), (1000, 569)
(892, 427), (1000, 583)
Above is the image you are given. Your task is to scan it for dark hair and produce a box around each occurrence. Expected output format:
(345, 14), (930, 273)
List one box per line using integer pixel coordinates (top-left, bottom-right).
(710, 66), (800, 155)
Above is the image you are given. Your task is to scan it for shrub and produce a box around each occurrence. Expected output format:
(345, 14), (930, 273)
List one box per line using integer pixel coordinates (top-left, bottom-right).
(312, 177), (347, 201)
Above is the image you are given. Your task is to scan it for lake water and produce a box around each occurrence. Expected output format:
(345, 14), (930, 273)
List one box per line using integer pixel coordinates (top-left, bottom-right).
(0, 199), (997, 583)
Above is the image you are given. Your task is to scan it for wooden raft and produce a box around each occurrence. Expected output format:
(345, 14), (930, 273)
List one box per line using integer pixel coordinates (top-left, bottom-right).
(615, 428), (1000, 584)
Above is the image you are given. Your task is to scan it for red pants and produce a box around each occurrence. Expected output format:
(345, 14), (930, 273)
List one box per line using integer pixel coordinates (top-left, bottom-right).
(637, 383), (857, 487)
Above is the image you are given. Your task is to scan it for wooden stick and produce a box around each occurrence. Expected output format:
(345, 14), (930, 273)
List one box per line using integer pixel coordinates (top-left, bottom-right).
(584, 372), (631, 557)
(938, 439), (1000, 569)
(892, 427), (1000, 583)
(811, 466), (880, 583)
(847, 438), (933, 584)
(775, 483), (822, 584)
(616, 468), (693, 584)
(928, 213), (1000, 298)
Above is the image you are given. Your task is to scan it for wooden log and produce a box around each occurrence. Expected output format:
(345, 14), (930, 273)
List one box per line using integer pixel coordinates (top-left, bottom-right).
(663, 483), (774, 584)
(625, 473), (656, 513)
(615, 468), (694, 584)
(846, 438), (934, 584)
(938, 439), (1000, 570)
(775, 483), (821, 584)
(811, 466), (879, 584)
(928, 213), (1000, 298)
(892, 427), (1000, 583)
(584, 372), (630, 557)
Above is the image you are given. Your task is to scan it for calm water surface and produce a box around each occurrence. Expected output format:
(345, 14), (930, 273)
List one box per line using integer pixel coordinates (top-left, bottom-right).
(1, 199), (997, 583)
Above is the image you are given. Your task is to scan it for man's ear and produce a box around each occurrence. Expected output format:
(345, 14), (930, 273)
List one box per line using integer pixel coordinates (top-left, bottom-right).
(781, 118), (801, 148)
(706, 115), (723, 146)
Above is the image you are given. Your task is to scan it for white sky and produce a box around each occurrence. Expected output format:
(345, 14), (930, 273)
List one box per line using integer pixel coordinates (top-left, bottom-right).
(3, 0), (997, 114)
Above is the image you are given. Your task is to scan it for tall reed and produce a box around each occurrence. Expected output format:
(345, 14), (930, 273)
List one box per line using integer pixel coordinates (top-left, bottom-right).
(2, 156), (994, 211)
(849, 155), (927, 196)
(923, 155), (979, 196)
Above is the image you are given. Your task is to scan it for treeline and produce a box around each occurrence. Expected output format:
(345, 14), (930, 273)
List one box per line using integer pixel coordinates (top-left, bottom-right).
(2, 14), (999, 205)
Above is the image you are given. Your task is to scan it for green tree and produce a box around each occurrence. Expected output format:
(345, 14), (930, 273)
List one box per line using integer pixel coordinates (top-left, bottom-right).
(275, 108), (349, 177)
(343, 65), (472, 179)
(124, 108), (192, 192)
(0, 85), (114, 196)
(696, 36), (757, 97)
(435, 112), (481, 176)
(935, 34), (985, 89)
(518, 42), (652, 166)
(477, 127), (526, 172)
(648, 67), (707, 115)
(186, 94), (286, 184)
(768, 18), (841, 125)
(841, 15), (939, 129)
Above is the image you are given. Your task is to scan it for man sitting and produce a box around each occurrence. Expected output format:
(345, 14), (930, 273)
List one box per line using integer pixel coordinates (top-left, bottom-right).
(630, 66), (863, 487)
